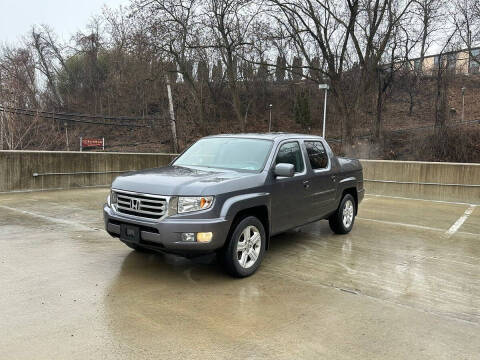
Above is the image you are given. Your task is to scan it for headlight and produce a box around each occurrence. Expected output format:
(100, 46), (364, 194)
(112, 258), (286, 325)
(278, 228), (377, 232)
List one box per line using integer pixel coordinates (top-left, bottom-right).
(111, 190), (117, 204)
(107, 190), (117, 208)
(178, 196), (214, 213)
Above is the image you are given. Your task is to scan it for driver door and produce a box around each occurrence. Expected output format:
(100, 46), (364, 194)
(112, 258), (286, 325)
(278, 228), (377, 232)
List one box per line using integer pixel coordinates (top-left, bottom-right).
(270, 141), (311, 234)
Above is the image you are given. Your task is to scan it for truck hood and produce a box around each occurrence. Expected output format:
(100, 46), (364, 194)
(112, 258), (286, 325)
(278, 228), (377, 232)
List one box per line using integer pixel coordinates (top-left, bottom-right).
(111, 165), (258, 196)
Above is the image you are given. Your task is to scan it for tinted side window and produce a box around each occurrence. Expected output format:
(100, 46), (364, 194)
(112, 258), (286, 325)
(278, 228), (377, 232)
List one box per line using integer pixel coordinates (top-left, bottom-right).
(305, 141), (328, 170)
(275, 142), (304, 173)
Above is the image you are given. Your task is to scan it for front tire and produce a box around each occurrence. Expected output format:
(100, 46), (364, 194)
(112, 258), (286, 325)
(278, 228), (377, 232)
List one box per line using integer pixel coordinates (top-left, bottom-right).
(329, 194), (356, 234)
(221, 216), (266, 278)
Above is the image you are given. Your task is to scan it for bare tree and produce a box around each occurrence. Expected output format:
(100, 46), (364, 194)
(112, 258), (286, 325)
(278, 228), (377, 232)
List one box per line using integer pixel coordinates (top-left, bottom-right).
(30, 25), (67, 106)
(433, 29), (458, 141)
(268, 0), (414, 147)
(453, 0), (480, 63)
(413, 0), (446, 73)
(0, 46), (39, 108)
(205, 0), (262, 131)
(133, 0), (213, 134)
(399, 0), (446, 116)
(0, 45), (66, 150)
(1, 0), (479, 161)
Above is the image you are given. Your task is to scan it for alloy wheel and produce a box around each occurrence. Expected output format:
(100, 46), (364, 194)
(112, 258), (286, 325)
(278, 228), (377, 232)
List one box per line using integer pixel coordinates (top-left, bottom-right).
(342, 199), (354, 228)
(236, 225), (261, 269)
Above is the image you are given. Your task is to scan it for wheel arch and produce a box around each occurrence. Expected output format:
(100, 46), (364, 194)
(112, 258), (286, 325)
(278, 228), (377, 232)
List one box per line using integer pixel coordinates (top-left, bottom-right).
(221, 194), (271, 250)
(341, 187), (358, 214)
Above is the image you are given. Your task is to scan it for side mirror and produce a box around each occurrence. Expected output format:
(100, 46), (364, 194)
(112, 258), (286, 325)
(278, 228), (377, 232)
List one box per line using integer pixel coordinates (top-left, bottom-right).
(274, 163), (295, 177)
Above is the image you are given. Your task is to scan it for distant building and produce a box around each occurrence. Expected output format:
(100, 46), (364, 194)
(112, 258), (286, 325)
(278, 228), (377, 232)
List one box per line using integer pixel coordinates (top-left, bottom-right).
(409, 47), (480, 75)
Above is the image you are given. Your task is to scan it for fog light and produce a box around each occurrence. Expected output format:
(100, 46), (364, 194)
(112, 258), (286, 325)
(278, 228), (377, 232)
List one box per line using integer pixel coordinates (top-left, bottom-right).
(182, 233), (195, 242)
(197, 232), (213, 243)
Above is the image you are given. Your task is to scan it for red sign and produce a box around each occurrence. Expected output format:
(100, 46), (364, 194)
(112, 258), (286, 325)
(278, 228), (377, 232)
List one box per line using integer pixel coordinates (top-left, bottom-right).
(80, 137), (104, 151)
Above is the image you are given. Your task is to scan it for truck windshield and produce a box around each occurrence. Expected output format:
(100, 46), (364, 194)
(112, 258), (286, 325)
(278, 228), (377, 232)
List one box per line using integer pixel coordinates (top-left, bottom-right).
(174, 137), (273, 172)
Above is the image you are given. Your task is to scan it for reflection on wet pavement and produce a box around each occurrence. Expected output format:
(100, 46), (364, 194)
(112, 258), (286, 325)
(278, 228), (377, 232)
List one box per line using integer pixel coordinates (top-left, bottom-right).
(0, 188), (479, 359)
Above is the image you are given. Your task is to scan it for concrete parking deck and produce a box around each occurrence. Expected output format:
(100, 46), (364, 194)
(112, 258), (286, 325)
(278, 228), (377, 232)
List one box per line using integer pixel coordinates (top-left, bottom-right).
(1, 189), (479, 359)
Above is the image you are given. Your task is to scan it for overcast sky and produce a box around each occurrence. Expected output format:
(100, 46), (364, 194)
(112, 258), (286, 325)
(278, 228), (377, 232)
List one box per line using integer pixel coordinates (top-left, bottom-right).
(0, 0), (129, 46)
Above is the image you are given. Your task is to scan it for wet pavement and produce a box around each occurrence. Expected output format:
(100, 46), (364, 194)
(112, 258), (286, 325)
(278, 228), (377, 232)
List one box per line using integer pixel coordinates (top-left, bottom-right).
(0, 189), (479, 359)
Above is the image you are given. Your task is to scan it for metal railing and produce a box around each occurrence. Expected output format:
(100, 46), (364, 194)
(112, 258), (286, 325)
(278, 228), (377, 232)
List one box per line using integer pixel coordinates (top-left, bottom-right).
(364, 179), (480, 188)
(32, 170), (136, 177)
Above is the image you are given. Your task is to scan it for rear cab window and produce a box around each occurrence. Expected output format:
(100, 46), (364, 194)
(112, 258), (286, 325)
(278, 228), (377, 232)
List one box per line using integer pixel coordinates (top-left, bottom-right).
(305, 141), (329, 170)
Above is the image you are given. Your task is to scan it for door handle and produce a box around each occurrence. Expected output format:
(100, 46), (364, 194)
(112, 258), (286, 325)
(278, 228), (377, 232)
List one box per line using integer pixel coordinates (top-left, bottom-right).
(331, 175), (337, 181)
(303, 180), (311, 189)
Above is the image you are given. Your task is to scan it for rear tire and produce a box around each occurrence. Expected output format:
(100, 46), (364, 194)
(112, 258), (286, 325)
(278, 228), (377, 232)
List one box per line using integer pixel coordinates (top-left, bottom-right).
(221, 216), (266, 278)
(329, 194), (356, 234)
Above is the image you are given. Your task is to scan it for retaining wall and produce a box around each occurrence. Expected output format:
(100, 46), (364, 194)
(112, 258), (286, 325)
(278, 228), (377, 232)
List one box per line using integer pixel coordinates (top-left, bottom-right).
(0, 151), (478, 204)
(361, 159), (480, 204)
(0, 151), (175, 192)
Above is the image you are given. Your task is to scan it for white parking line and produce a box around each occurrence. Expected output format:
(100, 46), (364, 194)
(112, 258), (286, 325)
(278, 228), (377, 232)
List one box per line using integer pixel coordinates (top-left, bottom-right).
(0, 205), (99, 231)
(365, 194), (477, 206)
(357, 217), (444, 233)
(445, 205), (476, 238)
(357, 216), (479, 237)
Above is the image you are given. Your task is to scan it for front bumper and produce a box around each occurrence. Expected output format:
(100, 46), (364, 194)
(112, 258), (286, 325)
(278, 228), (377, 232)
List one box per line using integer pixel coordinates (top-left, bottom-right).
(103, 205), (231, 255)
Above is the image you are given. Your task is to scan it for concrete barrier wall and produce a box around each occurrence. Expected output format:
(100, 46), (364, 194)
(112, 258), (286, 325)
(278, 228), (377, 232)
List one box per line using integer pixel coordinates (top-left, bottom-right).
(0, 151), (479, 204)
(360, 159), (480, 204)
(0, 151), (175, 192)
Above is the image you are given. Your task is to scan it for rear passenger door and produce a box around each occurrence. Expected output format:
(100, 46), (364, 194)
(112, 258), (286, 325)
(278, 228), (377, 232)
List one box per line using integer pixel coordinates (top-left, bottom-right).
(303, 140), (337, 220)
(270, 141), (311, 233)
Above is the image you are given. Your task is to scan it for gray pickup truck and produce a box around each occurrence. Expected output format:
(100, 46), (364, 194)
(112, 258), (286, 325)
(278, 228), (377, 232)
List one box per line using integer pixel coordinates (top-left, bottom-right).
(104, 133), (364, 277)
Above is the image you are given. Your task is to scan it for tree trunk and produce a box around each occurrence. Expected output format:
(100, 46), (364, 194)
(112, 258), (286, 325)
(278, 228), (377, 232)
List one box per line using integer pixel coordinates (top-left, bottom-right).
(374, 82), (384, 140)
(433, 62), (449, 158)
(342, 110), (355, 147)
(0, 110), (4, 150)
(179, 60), (206, 136)
(409, 91), (414, 116)
(225, 56), (244, 131)
(227, 73), (244, 131)
(434, 67), (449, 129)
(165, 74), (178, 153)
(331, 86), (355, 152)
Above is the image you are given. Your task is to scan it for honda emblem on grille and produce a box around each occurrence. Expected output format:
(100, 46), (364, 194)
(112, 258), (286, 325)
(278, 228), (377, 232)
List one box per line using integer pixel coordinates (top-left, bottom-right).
(130, 199), (140, 210)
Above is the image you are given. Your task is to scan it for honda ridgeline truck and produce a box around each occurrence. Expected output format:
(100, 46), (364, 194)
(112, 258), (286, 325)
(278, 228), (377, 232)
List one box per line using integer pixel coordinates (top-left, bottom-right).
(104, 133), (364, 277)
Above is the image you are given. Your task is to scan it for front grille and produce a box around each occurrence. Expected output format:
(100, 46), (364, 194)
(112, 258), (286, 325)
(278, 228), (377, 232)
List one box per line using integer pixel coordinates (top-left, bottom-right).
(114, 190), (167, 220)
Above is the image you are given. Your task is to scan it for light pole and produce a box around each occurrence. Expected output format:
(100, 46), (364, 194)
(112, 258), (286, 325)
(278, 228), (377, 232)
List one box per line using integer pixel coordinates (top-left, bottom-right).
(318, 84), (329, 138)
(64, 122), (69, 151)
(461, 87), (466, 122)
(0, 106), (4, 150)
(268, 104), (272, 132)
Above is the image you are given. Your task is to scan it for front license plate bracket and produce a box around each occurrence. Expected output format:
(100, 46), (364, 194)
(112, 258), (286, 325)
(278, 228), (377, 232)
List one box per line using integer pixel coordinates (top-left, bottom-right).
(120, 224), (140, 244)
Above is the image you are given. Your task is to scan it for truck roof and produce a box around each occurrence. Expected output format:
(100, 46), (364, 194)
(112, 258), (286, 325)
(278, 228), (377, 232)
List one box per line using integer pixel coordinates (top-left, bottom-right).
(207, 132), (324, 141)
